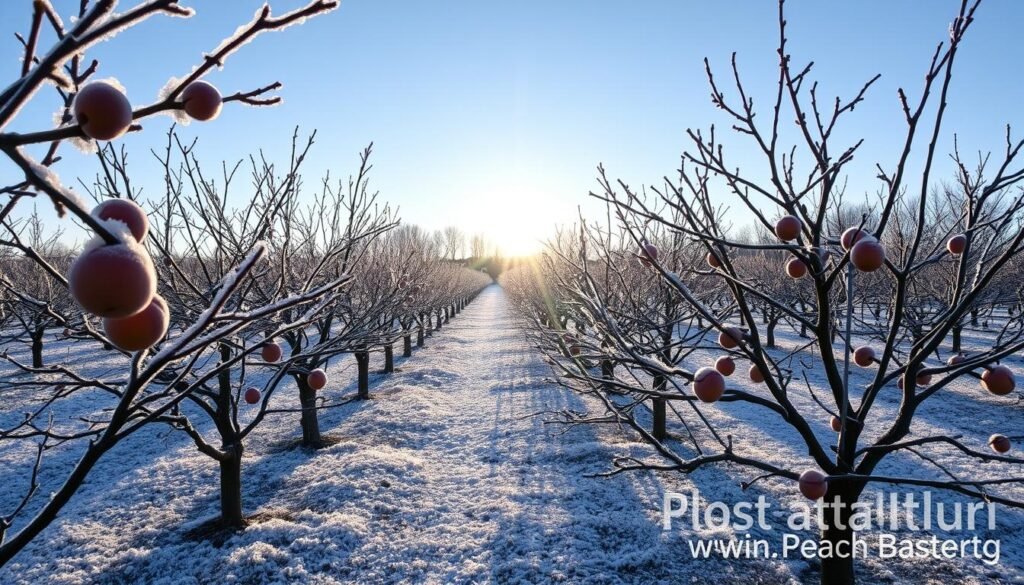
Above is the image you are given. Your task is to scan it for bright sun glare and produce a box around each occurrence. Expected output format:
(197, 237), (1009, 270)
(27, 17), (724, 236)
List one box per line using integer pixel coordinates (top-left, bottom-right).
(462, 186), (553, 257)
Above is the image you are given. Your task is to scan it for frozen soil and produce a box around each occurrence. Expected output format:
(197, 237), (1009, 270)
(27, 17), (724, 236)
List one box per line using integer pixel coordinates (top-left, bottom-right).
(0, 284), (1022, 584)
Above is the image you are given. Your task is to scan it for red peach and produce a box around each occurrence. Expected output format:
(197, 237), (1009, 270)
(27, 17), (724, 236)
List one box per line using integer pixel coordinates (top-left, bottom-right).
(181, 80), (223, 122)
(714, 356), (735, 377)
(244, 387), (261, 405)
(69, 243), (156, 318)
(92, 199), (148, 243)
(706, 252), (722, 268)
(989, 434), (1011, 454)
(73, 81), (133, 141)
(692, 367), (725, 403)
(749, 364), (766, 384)
(308, 368), (328, 390)
(981, 365), (1015, 396)
(718, 327), (743, 349)
(916, 372), (932, 387)
(102, 295), (168, 351)
(947, 234), (967, 255)
(829, 416), (843, 433)
(261, 342), (283, 363)
(850, 240), (885, 272)
(840, 227), (873, 250)
(798, 469), (828, 500)
(638, 243), (659, 266)
(853, 346), (875, 367)
(785, 258), (808, 279)
(775, 215), (802, 241)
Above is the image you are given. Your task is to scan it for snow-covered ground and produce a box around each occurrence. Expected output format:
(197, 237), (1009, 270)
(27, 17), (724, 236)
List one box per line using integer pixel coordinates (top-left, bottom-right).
(1, 284), (1022, 584)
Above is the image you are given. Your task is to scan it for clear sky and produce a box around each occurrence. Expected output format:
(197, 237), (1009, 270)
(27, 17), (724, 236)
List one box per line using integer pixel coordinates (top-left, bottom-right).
(3, 1), (1024, 256)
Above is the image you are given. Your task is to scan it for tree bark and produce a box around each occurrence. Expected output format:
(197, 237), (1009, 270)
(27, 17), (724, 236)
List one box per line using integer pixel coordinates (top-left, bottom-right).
(30, 325), (44, 368)
(766, 317), (778, 349)
(818, 486), (859, 585)
(219, 444), (245, 528)
(403, 334), (413, 357)
(384, 343), (394, 373)
(356, 351), (370, 399)
(417, 325), (425, 347)
(298, 378), (322, 448)
(652, 374), (667, 440)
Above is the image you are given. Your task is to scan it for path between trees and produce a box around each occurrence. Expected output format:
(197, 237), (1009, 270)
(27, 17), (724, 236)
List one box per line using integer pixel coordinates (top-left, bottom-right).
(3, 284), (801, 584)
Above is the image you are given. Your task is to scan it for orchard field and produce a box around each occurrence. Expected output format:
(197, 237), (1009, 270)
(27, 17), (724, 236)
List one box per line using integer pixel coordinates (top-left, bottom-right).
(1, 1), (1024, 584)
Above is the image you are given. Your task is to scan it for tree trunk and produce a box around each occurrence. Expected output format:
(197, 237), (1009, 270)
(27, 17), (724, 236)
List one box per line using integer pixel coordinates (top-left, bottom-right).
(219, 444), (245, 528)
(417, 326), (424, 347)
(384, 343), (394, 373)
(403, 334), (413, 357)
(766, 317), (778, 349)
(31, 326), (44, 368)
(356, 351), (370, 399)
(952, 324), (962, 353)
(444, 306), (450, 324)
(298, 378), (322, 447)
(601, 358), (614, 388)
(817, 484), (860, 585)
(436, 310), (443, 330)
(652, 398), (666, 440)
(652, 374), (667, 440)
(970, 308), (979, 327)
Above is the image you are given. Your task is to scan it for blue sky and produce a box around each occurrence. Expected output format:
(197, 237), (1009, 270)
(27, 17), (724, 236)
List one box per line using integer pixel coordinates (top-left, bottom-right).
(3, 1), (1023, 255)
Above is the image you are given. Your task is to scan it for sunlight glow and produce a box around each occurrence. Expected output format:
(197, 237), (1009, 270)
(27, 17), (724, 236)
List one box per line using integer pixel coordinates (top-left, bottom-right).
(458, 182), (558, 257)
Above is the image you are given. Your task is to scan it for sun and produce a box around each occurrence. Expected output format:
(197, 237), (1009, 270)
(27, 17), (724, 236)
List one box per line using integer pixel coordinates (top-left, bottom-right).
(464, 187), (554, 257)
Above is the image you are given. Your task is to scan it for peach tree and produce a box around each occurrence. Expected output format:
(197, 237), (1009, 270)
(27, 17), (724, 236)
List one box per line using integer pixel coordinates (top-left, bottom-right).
(0, 0), (337, 564)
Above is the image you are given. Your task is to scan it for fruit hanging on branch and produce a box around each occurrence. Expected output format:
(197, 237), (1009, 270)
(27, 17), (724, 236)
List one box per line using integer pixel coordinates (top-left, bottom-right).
(637, 243), (658, 266)
(181, 81), (223, 121)
(850, 239), (885, 272)
(68, 242), (157, 318)
(830, 416), (843, 433)
(798, 469), (828, 500)
(103, 295), (169, 351)
(706, 251), (722, 268)
(748, 364), (766, 384)
(989, 434), (1012, 454)
(785, 257), (807, 279)
(261, 341), (283, 363)
(853, 346), (875, 367)
(947, 234), (967, 255)
(92, 199), (149, 243)
(714, 356), (735, 376)
(775, 215), (802, 241)
(244, 387), (262, 405)
(981, 365), (1016, 396)
(73, 81), (134, 141)
(840, 227), (873, 250)
(307, 368), (328, 390)
(718, 327), (743, 349)
(692, 367), (725, 403)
